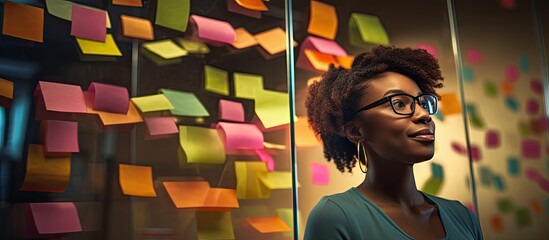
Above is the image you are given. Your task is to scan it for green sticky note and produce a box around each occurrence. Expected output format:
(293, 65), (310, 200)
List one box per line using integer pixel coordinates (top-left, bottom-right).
(179, 125), (225, 164)
(177, 38), (210, 53)
(431, 163), (444, 179)
(349, 13), (390, 48)
(46, 0), (72, 21)
(507, 156), (520, 176)
(196, 211), (235, 240)
(484, 81), (498, 97)
(277, 208), (300, 238)
(462, 66), (475, 82)
(421, 178), (442, 195)
(479, 167), (492, 186)
(234, 72), (263, 99)
(493, 174), (506, 192)
(515, 208), (532, 228)
(469, 114), (485, 129)
(155, 0), (190, 32)
(160, 89), (209, 117)
(497, 199), (514, 213)
(255, 89), (291, 129)
(204, 65), (229, 95)
(518, 120), (531, 136)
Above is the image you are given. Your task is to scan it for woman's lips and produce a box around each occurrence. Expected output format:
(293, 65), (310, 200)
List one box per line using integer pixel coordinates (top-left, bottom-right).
(410, 134), (435, 141)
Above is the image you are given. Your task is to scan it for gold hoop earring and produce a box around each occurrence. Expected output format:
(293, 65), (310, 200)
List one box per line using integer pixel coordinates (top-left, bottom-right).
(356, 141), (368, 173)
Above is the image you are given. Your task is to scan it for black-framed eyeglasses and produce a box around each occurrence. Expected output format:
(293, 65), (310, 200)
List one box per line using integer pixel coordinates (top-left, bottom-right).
(355, 93), (438, 116)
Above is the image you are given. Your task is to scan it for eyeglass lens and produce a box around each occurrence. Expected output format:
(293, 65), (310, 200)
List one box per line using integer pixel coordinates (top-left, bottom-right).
(390, 95), (437, 115)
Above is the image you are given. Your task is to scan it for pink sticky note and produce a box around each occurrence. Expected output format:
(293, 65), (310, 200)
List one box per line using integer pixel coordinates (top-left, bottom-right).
(190, 15), (236, 45)
(311, 162), (329, 185)
(417, 43), (438, 58)
(43, 120), (79, 153)
(30, 202), (82, 234)
(521, 139), (541, 159)
(470, 145), (481, 161)
(71, 5), (106, 42)
(144, 117), (178, 136)
(526, 99), (539, 115)
(530, 79), (543, 95)
(255, 149), (274, 171)
(227, 0), (261, 19)
(524, 168), (549, 193)
(35, 81), (87, 113)
(500, 0), (515, 9)
(451, 142), (467, 155)
(485, 130), (500, 148)
(217, 122), (264, 150)
(297, 36), (347, 71)
(88, 82), (129, 114)
(467, 49), (483, 64)
(505, 65), (519, 83)
(219, 99), (245, 122)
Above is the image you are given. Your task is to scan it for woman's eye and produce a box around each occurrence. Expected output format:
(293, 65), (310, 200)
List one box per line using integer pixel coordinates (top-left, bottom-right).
(393, 101), (406, 108)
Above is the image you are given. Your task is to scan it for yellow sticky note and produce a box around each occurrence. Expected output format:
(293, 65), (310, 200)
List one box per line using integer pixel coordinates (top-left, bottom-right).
(131, 94), (174, 112)
(121, 15), (154, 40)
(307, 1), (337, 40)
(254, 27), (287, 55)
(235, 161), (270, 199)
(0, 78), (14, 99)
(295, 116), (321, 147)
(177, 38), (210, 53)
(349, 13), (389, 48)
(118, 164), (157, 197)
(257, 171), (294, 190)
(234, 72), (263, 99)
(76, 34), (122, 56)
(179, 126), (225, 164)
(246, 217), (291, 233)
(254, 89), (291, 129)
(232, 27), (258, 49)
(20, 144), (71, 193)
(439, 92), (461, 115)
(143, 39), (188, 59)
(197, 212), (235, 240)
(204, 65), (229, 95)
(276, 208), (301, 237)
(263, 142), (286, 150)
(304, 49), (338, 72)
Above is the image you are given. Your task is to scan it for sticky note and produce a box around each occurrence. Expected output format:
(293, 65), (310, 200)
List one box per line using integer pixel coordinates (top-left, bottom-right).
(439, 92), (461, 115)
(417, 43), (438, 58)
(432, 163), (444, 179)
(485, 130), (500, 148)
(179, 126), (225, 164)
(349, 13), (389, 48)
(521, 139), (541, 158)
(96, 101), (143, 125)
(232, 27), (258, 49)
(311, 162), (329, 185)
(526, 99), (539, 115)
(421, 178), (442, 195)
(451, 141), (467, 155)
(497, 198), (514, 213)
(131, 94), (174, 112)
(308, 1), (337, 40)
(530, 199), (542, 215)
(462, 66), (475, 82)
(0, 78), (14, 107)
(234, 73), (263, 99)
(516, 208), (532, 228)
(255, 149), (275, 171)
(507, 156), (520, 176)
(2, 1), (44, 42)
(204, 65), (229, 95)
(113, 0), (143, 7)
(35, 81), (87, 113)
(519, 54), (530, 73)
(156, 0), (190, 32)
(297, 36), (347, 71)
(219, 99), (245, 122)
(518, 120), (531, 137)
(42, 120), (79, 153)
(501, 0), (515, 9)
(227, 0), (261, 19)
(190, 15), (236, 45)
(76, 34), (122, 56)
(217, 122), (264, 150)
(160, 89), (210, 117)
(30, 202), (82, 234)
(254, 27), (288, 55)
(177, 38), (210, 53)
(20, 144), (71, 193)
(143, 39), (188, 59)
(257, 171), (294, 190)
(235, 0), (268, 11)
(255, 89), (291, 129)
(246, 217), (291, 233)
(87, 82), (129, 114)
(484, 81), (498, 97)
(121, 15), (154, 40)
(493, 174), (506, 192)
(490, 215), (504, 231)
(46, 0), (112, 28)
(163, 181), (239, 209)
(197, 211), (235, 240)
(144, 117), (178, 136)
(505, 65), (519, 83)
(469, 113), (485, 129)
(501, 80), (514, 95)
(235, 161), (270, 199)
(118, 164), (157, 197)
(466, 49), (483, 64)
(470, 145), (481, 161)
(479, 167), (492, 186)
(530, 79), (542, 95)
(296, 116), (321, 147)
(71, 5), (106, 42)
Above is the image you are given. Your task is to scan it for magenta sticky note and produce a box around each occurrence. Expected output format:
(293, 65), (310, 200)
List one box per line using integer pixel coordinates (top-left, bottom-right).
(71, 5), (106, 42)
(530, 79), (543, 95)
(500, 0), (515, 9)
(485, 130), (500, 148)
(88, 82), (129, 114)
(35, 81), (87, 113)
(467, 49), (483, 64)
(190, 15), (235, 45)
(470, 145), (481, 161)
(219, 99), (245, 122)
(217, 122), (264, 150)
(227, 0), (261, 19)
(417, 43), (437, 58)
(505, 65), (519, 83)
(255, 149), (274, 171)
(43, 120), (79, 153)
(526, 99), (539, 115)
(296, 36), (347, 71)
(451, 142), (467, 155)
(30, 202), (82, 234)
(144, 117), (178, 136)
(311, 162), (329, 185)
(521, 139), (541, 159)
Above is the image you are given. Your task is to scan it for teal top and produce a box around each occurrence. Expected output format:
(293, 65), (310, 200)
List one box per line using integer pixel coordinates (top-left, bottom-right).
(304, 188), (483, 240)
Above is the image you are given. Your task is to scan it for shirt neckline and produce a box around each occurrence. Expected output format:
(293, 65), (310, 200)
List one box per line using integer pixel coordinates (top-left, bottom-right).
(350, 187), (448, 240)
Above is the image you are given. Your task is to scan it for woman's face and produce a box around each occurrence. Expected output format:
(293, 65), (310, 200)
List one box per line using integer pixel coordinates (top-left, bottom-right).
(354, 72), (435, 164)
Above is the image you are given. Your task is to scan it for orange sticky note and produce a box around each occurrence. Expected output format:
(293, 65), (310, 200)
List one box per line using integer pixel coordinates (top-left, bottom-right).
(307, 1), (337, 40)
(304, 50), (338, 72)
(20, 144), (71, 193)
(246, 217), (291, 233)
(232, 27), (258, 49)
(255, 28), (297, 55)
(163, 181), (239, 209)
(0, 78), (14, 107)
(118, 164), (157, 197)
(295, 116), (321, 147)
(84, 91), (143, 125)
(113, 0), (143, 7)
(121, 15), (154, 40)
(2, 1), (44, 42)
(501, 80), (514, 95)
(439, 92), (461, 115)
(337, 55), (354, 69)
(235, 0), (268, 11)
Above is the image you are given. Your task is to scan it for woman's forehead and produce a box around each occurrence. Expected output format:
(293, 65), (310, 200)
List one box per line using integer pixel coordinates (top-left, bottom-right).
(365, 72), (421, 96)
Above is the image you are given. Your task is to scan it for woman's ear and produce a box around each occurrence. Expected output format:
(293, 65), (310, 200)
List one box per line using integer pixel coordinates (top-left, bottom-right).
(344, 120), (365, 144)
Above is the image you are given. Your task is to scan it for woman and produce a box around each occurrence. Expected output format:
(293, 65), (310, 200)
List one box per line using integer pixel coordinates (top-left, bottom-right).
(304, 46), (483, 240)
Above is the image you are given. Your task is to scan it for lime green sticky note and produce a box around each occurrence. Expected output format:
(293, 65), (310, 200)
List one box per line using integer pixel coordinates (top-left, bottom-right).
(177, 38), (210, 53)
(349, 13), (389, 48)
(515, 208), (532, 228)
(255, 89), (291, 129)
(484, 81), (498, 97)
(179, 125), (225, 164)
(46, 0), (112, 28)
(160, 89), (210, 117)
(196, 211), (235, 240)
(497, 198), (515, 213)
(235, 161), (270, 199)
(420, 178), (442, 195)
(234, 72), (263, 99)
(156, 0), (190, 32)
(276, 208), (300, 238)
(131, 94), (174, 112)
(76, 34), (122, 56)
(204, 65), (229, 95)
(257, 171), (295, 190)
(143, 40), (188, 59)
(518, 120), (531, 136)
